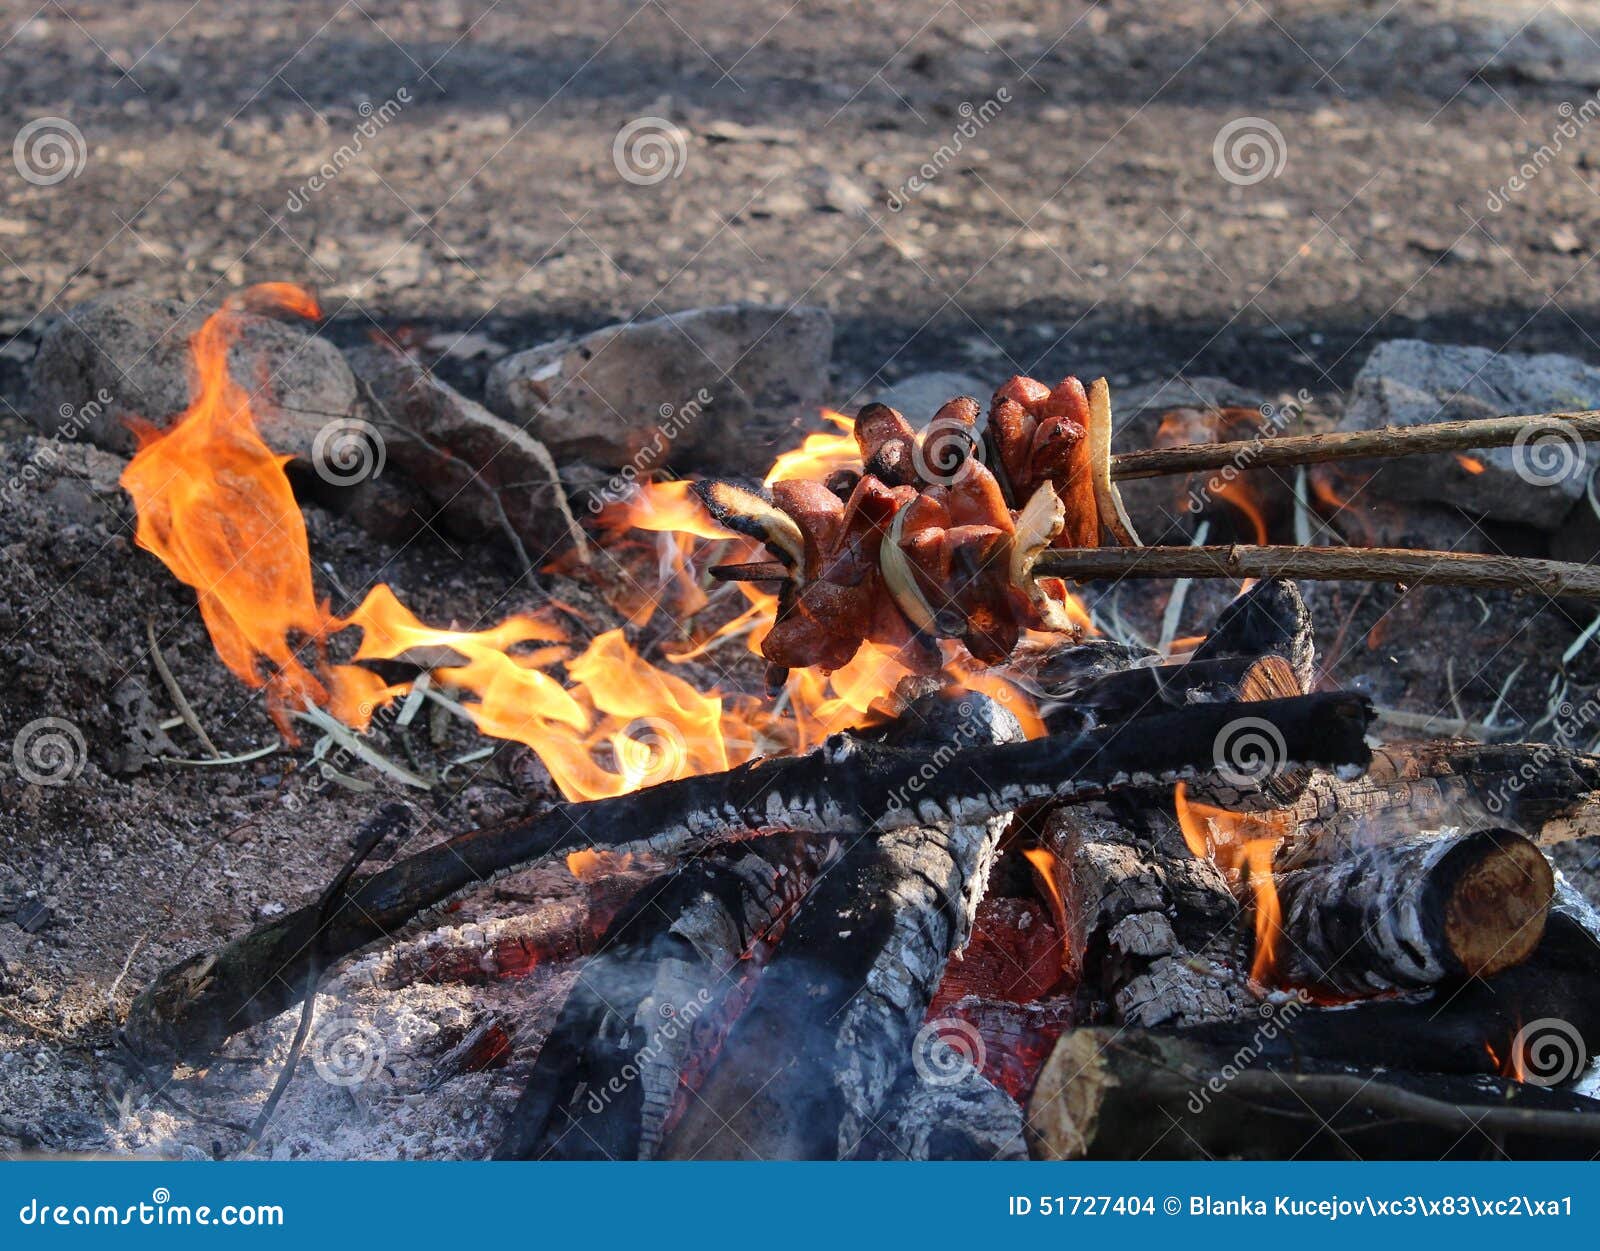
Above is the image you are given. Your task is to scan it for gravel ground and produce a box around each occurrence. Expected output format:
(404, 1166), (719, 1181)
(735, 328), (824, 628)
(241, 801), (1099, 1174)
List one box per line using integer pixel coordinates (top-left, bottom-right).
(2, 0), (1600, 405)
(5, 0), (1600, 1158)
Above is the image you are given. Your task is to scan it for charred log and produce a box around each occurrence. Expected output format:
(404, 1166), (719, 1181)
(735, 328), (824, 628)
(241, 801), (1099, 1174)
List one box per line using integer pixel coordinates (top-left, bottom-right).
(1270, 827), (1554, 993)
(1178, 906), (1600, 1081)
(126, 691), (1372, 1065)
(659, 691), (1024, 1160)
(495, 834), (829, 1161)
(1027, 1027), (1600, 1160)
(1277, 740), (1600, 870)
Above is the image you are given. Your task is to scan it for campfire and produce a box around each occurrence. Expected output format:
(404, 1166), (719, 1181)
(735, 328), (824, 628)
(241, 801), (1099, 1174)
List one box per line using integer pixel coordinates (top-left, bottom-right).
(94, 285), (1600, 1160)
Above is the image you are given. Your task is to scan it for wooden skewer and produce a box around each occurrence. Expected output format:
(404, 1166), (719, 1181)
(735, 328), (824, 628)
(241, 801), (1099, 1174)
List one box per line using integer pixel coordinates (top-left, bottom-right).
(1108, 409), (1600, 480)
(1032, 544), (1600, 600)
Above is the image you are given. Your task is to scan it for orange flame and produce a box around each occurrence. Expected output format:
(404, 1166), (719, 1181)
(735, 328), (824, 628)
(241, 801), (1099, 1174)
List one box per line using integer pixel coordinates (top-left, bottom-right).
(1212, 478), (1269, 545)
(1021, 846), (1072, 979)
(1174, 782), (1287, 985)
(1456, 454), (1486, 475)
(120, 285), (387, 733)
(764, 409), (858, 485)
(121, 286), (1044, 805)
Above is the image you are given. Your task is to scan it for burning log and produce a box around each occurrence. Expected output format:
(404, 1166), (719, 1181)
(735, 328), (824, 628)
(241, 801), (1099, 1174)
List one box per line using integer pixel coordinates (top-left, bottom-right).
(1178, 904), (1600, 1080)
(1276, 739), (1600, 869)
(1026, 1026), (1600, 1160)
(659, 691), (1025, 1160)
(1033, 805), (1248, 1029)
(495, 835), (830, 1161)
(126, 691), (1372, 1065)
(1268, 827), (1553, 993)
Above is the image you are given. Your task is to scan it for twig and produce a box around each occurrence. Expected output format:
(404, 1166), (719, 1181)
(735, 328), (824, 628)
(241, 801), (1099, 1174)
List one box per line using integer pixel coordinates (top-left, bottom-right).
(240, 803), (408, 1154)
(157, 741), (282, 768)
(145, 617), (221, 759)
(1109, 408), (1600, 480)
(1033, 544), (1600, 600)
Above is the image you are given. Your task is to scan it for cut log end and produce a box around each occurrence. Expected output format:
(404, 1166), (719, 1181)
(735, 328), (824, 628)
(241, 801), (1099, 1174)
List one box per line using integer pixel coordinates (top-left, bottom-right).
(1441, 828), (1554, 978)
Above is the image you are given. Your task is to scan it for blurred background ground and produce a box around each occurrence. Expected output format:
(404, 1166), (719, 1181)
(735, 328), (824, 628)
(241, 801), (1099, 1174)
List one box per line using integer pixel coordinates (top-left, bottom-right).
(1, 0), (1599, 409)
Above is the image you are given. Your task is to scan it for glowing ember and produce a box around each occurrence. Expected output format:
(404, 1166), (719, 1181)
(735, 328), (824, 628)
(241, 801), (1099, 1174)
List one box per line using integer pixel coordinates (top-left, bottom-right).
(1456, 454), (1486, 475)
(122, 285), (1042, 803)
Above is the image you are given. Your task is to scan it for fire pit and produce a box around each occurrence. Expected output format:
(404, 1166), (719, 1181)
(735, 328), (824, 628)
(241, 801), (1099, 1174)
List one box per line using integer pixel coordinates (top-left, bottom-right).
(5, 285), (1600, 1163)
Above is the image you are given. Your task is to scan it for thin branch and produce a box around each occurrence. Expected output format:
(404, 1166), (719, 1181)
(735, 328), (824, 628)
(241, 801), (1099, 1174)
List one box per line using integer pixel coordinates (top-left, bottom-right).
(145, 617), (221, 759)
(1033, 544), (1600, 600)
(1110, 408), (1600, 480)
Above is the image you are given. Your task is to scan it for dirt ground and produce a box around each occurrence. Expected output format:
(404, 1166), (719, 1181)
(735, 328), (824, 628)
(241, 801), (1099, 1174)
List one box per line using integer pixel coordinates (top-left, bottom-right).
(5, 0), (1600, 1157)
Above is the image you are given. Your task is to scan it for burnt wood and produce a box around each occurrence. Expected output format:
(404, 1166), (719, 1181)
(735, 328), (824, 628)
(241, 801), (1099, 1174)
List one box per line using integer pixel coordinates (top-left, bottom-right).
(659, 692), (1023, 1160)
(1027, 1026), (1600, 1160)
(125, 691), (1373, 1065)
(495, 835), (829, 1161)
(1269, 827), (1554, 993)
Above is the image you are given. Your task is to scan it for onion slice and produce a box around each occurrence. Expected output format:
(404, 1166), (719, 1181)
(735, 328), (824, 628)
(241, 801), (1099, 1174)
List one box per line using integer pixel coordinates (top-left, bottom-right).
(881, 501), (940, 634)
(1087, 377), (1143, 547)
(690, 480), (807, 571)
(1008, 482), (1078, 632)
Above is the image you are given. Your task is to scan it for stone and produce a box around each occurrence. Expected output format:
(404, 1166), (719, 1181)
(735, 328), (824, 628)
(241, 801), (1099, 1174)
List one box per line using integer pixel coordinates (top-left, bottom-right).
(866, 370), (988, 426)
(485, 304), (833, 478)
(344, 345), (588, 563)
(1340, 340), (1600, 529)
(29, 291), (357, 460)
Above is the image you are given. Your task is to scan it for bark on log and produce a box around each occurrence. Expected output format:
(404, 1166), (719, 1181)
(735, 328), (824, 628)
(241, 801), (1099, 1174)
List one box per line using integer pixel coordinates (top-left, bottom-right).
(126, 691), (1372, 1065)
(495, 834), (829, 1160)
(1035, 805), (1250, 1028)
(1269, 827), (1554, 993)
(659, 692), (1023, 1160)
(1026, 1027), (1600, 1160)
(1277, 740), (1600, 869)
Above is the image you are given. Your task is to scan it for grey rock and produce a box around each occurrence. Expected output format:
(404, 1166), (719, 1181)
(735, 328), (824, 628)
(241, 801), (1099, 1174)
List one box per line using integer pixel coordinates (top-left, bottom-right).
(868, 370), (988, 425)
(1341, 340), (1600, 529)
(29, 291), (356, 460)
(345, 345), (588, 563)
(485, 303), (833, 478)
